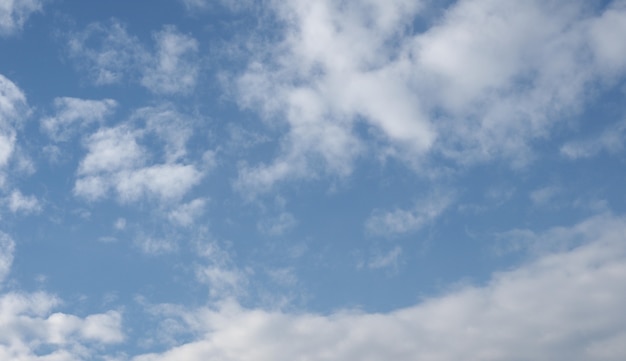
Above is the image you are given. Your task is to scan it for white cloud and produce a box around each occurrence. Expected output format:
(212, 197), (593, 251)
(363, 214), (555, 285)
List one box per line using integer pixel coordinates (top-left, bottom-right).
(366, 192), (453, 237)
(141, 26), (199, 94)
(116, 164), (203, 203)
(0, 0), (43, 36)
(0, 74), (28, 171)
(41, 97), (117, 141)
(233, 0), (626, 193)
(195, 240), (248, 300)
(135, 235), (178, 255)
(0, 291), (124, 359)
(7, 189), (41, 214)
(131, 213), (626, 361)
(0, 232), (15, 285)
(560, 119), (626, 159)
(74, 117), (203, 204)
(168, 198), (207, 227)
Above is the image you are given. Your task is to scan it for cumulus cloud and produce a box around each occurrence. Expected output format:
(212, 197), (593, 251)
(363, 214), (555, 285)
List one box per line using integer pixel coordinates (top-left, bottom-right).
(7, 189), (41, 214)
(0, 0), (43, 36)
(67, 21), (200, 94)
(41, 97), (117, 141)
(128, 213), (626, 361)
(0, 291), (124, 359)
(233, 0), (626, 193)
(366, 192), (453, 237)
(74, 107), (204, 204)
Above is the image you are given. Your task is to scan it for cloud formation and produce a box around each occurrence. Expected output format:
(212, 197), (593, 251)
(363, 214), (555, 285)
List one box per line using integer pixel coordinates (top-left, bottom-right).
(133, 213), (626, 361)
(41, 97), (117, 142)
(0, 0), (43, 36)
(67, 22), (200, 94)
(234, 0), (626, 193)
(74, 106), (204, 204)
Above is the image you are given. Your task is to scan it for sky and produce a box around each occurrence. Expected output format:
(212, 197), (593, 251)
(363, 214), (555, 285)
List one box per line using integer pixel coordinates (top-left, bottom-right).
(1, 0), (626, 359)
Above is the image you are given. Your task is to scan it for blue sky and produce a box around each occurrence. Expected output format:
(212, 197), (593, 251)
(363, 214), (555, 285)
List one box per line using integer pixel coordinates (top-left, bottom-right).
(1, 0), (626, 359)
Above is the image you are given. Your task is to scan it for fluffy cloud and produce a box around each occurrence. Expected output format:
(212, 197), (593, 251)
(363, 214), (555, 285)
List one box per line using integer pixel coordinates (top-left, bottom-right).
(131, 213), (626, 361)
(68, 22), (199, 94)
(41, 97), (117, 141)
(7, 189), (41, 214)
(74, 106), (204, 204)
(0, 0), (43, 36)
(233, 0), (626, 193)
(0, 292), (124, 360)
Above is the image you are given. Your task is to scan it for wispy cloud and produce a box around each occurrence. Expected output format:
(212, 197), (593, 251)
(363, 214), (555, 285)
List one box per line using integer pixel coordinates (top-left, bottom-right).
(67, 21), (200, 94)
(0, 0), (44, 37)
(366, 192), (454, 237)
(141, 26), (200, 94)
(561, 120), (626, 159)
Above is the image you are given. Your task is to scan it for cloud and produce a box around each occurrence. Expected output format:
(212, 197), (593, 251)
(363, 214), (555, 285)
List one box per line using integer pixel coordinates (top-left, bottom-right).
(560, 119), (626, 159)
(232, 0), (626, 193)
(530, 186), (561, 206)
(67, 20), (148, 85)
(141, 26), (200, 94)
(366, 192), (453, 237)
(0, 232), (15, 285)
(68, 21), (200, 94)
(0, 74), (28, 168)
(128, 213), (626, 361)
(41, 97), (117, 141)
(257, 212), (297, 236)
(74, 108), (204, 204)
(168, 198), (207, 227)
(179, 0), (251, 12)
(0, 0), (43, 36)
(194, 240), (249, 300)
(7, 189), (41, 214)
(0, 291), (124, 360)
(135, 235), (178, 255)
(366, 246), (402, 270)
